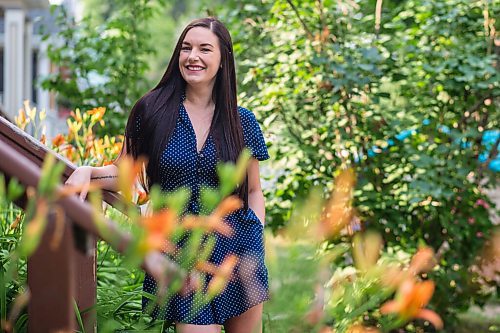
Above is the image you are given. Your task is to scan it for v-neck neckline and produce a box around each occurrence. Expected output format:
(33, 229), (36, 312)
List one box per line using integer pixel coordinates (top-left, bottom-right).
(180, 102), (211, 154)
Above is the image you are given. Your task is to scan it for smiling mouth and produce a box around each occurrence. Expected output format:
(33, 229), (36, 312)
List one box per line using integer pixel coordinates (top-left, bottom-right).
(186, 65), (205, 71)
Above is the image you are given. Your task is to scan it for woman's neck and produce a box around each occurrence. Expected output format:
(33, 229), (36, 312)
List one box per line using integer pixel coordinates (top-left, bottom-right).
(185, 85), (214, 110)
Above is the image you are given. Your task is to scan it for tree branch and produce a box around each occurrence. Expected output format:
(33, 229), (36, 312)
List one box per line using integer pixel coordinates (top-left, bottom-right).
(286, 0), (315, 40)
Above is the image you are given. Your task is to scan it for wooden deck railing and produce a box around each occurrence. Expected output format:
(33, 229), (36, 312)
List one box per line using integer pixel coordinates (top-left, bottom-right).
(0, 115), (172, 332)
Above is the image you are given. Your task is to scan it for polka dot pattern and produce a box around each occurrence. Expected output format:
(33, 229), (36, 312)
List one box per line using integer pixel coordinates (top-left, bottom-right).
(141, 99), (270, 325)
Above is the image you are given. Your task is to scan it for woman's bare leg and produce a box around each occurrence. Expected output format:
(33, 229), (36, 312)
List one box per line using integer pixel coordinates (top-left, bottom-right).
(176, 324), (221, 333)
(223, 303), (263, 333)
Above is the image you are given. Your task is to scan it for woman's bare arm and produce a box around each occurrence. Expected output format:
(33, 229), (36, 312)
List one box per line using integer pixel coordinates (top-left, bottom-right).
(247, 158), (266, 225)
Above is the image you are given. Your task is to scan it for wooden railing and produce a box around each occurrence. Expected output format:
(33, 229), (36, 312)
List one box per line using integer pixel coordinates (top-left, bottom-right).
(0, 115), (171, 332)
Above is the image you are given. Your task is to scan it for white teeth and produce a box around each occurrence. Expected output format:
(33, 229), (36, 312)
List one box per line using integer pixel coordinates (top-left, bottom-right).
(187, 66), (204, 70)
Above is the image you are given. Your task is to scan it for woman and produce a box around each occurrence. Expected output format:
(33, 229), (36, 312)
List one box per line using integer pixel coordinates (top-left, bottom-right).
(66, 17), (269, 333)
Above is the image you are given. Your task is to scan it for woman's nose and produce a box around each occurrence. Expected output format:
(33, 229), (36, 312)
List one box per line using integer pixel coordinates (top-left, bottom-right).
(188, 50), (200, 62)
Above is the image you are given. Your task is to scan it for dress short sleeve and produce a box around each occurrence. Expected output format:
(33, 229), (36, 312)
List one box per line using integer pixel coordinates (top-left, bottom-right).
(238, 107), (269, 161)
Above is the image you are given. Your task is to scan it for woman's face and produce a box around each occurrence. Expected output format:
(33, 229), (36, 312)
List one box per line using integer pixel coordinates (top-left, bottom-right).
(179, 27), (222, 88)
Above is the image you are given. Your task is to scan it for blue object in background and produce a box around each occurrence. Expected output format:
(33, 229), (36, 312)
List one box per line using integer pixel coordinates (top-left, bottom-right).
(353, 120), (498, 172)
(438, 125), (451, 134)
(366, 125), (499, 172)
(480, 130), (499, 172)
(395, 129), (415, 141)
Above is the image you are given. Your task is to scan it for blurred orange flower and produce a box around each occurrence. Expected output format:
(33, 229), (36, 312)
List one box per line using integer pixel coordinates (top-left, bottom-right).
(63, 145), (76, 162)
(138, 209), (176, 254)
(117, 155), (147, 202)
(15, 109), (28, 130)
(40, 134), (46, 145)
(408, 247), (436, 275)
(319, 168), (356, 239)
(87, 107), (106, 125)
(205, 254), (238, 298)
(211, 196), (242, 218)
(111, 141), (123, 156)
(183, 215), (233, 237)
(136, 190), (149, 205)
(52, 134), (65, 147)
(380, 279), (443, 330)
(182, 196), (240, 237)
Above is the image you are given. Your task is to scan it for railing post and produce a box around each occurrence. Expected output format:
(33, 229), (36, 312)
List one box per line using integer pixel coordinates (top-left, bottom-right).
(28, 212), (76, 332)
(73, 225), (97, 332)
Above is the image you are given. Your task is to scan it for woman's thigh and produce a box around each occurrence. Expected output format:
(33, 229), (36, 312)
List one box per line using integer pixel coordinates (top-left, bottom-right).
(223, 303), (263, 333)
(175, 323), (221, 333)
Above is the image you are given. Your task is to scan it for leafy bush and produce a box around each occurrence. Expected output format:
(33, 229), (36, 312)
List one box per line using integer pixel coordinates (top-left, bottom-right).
(212, 0), (499, 328)
(40, 0), (167, 134)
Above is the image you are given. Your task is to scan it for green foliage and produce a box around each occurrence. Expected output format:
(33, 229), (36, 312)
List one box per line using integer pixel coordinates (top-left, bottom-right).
(40, 1), (167, 134)
(211, 0), (500, 328)
(0, 176), (26, 328)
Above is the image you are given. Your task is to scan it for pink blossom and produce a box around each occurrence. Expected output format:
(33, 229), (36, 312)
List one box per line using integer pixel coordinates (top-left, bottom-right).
(475, 199), (490, 209)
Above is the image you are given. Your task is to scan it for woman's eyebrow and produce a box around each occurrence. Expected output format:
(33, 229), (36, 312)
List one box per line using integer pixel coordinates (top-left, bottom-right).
(182, 41), (214, 48)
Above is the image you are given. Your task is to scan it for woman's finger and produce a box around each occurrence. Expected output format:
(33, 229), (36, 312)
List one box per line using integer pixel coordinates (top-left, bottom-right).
(79, 182), (89, 201)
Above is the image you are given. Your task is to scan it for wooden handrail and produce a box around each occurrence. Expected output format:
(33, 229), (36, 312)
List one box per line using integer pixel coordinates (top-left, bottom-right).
(0, 138), (131, 250)
(0, 115), (179, 332)
(0, 115), (123, 208)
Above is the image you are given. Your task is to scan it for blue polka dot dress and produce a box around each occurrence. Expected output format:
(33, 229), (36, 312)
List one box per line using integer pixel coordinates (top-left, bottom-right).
(140, 99), (270, 325)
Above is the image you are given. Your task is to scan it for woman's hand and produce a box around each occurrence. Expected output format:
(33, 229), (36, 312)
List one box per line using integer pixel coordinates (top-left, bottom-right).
(65, 166), (93, 201)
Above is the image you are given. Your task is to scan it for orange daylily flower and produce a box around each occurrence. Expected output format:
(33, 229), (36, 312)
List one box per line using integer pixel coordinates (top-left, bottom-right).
(87, 106), (106, 122)
(381, 247), (436, 288)
(380, 265), (407, 289)
(136, 190), (149, 205)
(15, 109), (28, 129)
(182, 196), (241, 237)
(211, 196), (243, 218)
(10, 214), (23, 230)
(319, 168), (356, 239)
(380, 279), (443, 330)
(206, 254), (238, 298)
(62, 144), (76, 162)
(195, 260), (218, 276)
(117, 155), (147, 202)
(408, 247), (436, 275)
(138, 209), (177, 254)
(52, 134), (65, 147)
(111, 141), (123, 156)
(183, 215), (233, 237)
(40, 134), (46, 145)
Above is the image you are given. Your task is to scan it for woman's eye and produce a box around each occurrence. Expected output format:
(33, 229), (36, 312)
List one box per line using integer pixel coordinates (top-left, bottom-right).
(181, 47), (191, 51)
(201, 48), (211, 53)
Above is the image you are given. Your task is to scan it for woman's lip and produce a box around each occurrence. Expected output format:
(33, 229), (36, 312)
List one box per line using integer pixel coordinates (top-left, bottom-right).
(186, 66), (205, 71)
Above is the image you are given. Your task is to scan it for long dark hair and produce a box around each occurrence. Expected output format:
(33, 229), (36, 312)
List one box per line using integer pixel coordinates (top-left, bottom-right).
(123, 17), (248, 205)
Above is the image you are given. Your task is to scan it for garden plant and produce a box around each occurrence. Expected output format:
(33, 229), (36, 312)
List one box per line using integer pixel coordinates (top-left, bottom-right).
(1, 0), (499, 332)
